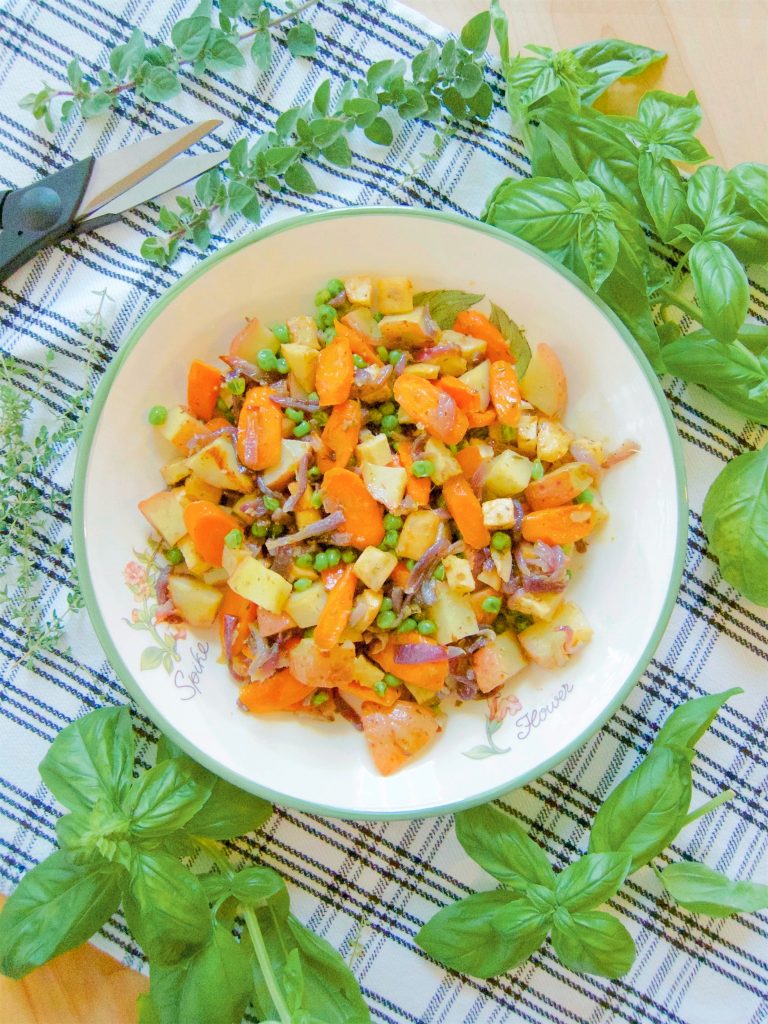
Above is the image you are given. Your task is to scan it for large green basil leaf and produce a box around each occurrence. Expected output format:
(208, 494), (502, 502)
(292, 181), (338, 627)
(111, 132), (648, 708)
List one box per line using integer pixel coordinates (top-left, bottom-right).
(652, 688), (743, 753)
(687, 165), (736, 229)
(126, 759), (213, 837)
(638, 88), (702, 139)
(455, 804), (556, 890)
(639, 153), (687, 242)
(725, 197), (768, 266)
(689, 239), (749, 344)
(702, 446), (768, 605)
(122, 849), (211, 965)
(149, 922), (252, 1024)
(488, 301), (532, 375)
(572, 39), (666, 105)
(411, 290), (483, 329)
(551, 908), (635, 977)
(660, 862), (768, 918)
(483, 176), (581, 252)
(662, 333), (768, 423)
(0, 851), (122, 978)
(577, 214), (620, 291)
(728, 162), (768, 224)
(554, 853), (631, 912)
(417, 890), (548, 979)
(39, 706), (135, 813)
(588, 746), (692, 872)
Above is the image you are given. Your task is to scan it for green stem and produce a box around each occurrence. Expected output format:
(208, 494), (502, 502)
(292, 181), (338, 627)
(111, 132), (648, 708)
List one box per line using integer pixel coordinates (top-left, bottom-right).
(658, 287), (703, 324)
(243, 905), (293, 1024)
(682, 788), (735, 827)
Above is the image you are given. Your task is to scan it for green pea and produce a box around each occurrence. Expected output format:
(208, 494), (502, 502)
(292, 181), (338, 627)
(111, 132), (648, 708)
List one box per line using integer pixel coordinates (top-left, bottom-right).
(383, 672), (401, 687)
(315, 288), (331, 305)
(373, 312), (383, 322)
(509, 612), (533, 632)
(482, 596), (502, 615)
(367, 408), (382, 425)
(376, 346), (389, 361)
(406, 559), (416, 570)
(353, 354), (367, 369)
(326, 548), (341, 566)
(382, 530), (399, 548)
(383, 514), (403, 531)
(321, 326), (337, 344)
(215, 396), (233, 418)
(310, 490), (324, 508)
(493, 617), (508, 634)
(308, 465), (321, 479)
(380, 401), (396, 416)
(308, 391), (319, 403)
(224, 529), (244, 549)
(417, 619), (436, 636)
(491, 531), (511, 551)
(269, 523), (284, 538)
(531, 459), (544, 480)
(310, 691), (329, 705)
(316, 304), (336, 328)
(388, 349), (403, 365)
(227, 376), (246, 395)
(341, 549), (357, 563)
(276, 357), (290, 374)
(398, 617), (417, 633)
(285, 407), (304, 423)
(148, 405), (167, 426)
(374, 680), (388, 696)
(500, 424), (516, 442)
(381, 414), (399, 435)
(380, 597), (393, 611)
(432, 564), (446, 581)
(251, 523), (268, 537)
(313, 410), (329, 427)
(376, 610), (397, 630)
(575, 488), (595, 504)
(165, 546), (183, 565)
(327, 278), (344, 295)
(271, 324), (290, 343)
(293, 421), (311, 438)
(313, 551), (329, 571)
(295, 553), (314, 568)
(411, 459), (434, 478)
(293, 577), (312, 592)
(257, 348), (278, 372)
(263, 495), (280, 512)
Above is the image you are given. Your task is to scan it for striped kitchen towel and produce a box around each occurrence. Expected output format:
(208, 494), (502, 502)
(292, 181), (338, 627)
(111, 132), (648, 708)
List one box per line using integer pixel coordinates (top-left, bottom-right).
(0, 1), (766, 1022)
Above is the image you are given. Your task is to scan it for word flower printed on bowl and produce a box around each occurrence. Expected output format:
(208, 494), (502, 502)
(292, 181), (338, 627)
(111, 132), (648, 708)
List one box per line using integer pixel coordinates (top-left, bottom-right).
(137, 277), (637, 775)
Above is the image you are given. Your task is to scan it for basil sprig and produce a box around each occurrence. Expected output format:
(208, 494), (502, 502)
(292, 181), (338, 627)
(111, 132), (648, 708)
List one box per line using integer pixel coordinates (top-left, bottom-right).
(0, 707), (369, 1024)
(418, 689), (767, 981)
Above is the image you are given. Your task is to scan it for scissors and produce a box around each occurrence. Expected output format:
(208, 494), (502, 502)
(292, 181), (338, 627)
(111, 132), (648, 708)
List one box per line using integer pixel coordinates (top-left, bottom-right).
(0, 119), (226, 282)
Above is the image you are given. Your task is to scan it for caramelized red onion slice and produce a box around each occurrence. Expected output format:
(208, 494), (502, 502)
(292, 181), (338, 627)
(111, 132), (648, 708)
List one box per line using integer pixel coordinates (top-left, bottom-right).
(223, 614), (246, 680)
(603, 439), (641, 469)
(556, 624), (577, 654)
(393, 642), (450, 664)
(282, 452), (310, 513)
(264, 509), (346, 553)
(415, 343), (461, 362)
(185, 424), (237, 452)
(270, 394), (320, 412)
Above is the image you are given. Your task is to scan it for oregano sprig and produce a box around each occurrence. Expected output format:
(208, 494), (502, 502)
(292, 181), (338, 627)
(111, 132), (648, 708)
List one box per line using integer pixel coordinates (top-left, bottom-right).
(141, 11), (496, 266)
(20, 0), (321, 131)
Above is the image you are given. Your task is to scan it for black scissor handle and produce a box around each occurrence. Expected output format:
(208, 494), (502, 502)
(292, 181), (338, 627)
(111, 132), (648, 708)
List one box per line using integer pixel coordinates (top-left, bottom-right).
(0, 156), (94, 283)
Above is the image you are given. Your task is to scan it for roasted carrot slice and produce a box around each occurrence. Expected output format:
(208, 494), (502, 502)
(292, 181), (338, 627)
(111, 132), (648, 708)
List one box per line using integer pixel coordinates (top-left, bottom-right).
(436, 375), (482, 413)
(322, 467), (385, 549)
(359, 700), (440, 775)
(489, 361), (521, 427)
(333, 320), (383, 365)
(372, 631), (448, 692)
(237, 386), (282, 471)
(316, 333), (354, 406)
(318, 399), (361, 472)
(456, 444), (485, 480)
(453, 310), (512, 363)
(183, 501), (241, 566)
(465, 408), (497, 428)
(442, 474), (490, 549)
(393, 375), (468, 445)
(391, 561), (412, 588)
(314, 564), (357, 651)
(219, 586), (257, 657)
(521, 504), (597, 545)
(187, 360), (224, 421)
(398, 439), (431, 506)
(239, 668), (314, 713)
(525, 463), (595, 510)
(338, 679), (400, 707)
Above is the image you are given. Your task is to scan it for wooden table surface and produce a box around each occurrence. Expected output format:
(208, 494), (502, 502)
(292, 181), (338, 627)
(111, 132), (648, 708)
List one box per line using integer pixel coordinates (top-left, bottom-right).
(3, 2), (767, 1021)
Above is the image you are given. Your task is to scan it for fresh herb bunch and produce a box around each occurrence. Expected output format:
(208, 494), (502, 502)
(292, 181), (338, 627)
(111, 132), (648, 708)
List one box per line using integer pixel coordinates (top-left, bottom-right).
(20, 0), (320, 131)
(483, 1), (768, 604)
(0, 290), (111, 669)
(418, 689), (768, 980)
(0, 706), (370, 1024)
(140, 11), (496, 265)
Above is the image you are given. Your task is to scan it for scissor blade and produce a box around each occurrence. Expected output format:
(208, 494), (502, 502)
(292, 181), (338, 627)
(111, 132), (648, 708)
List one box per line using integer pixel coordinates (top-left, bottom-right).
(76, 119), (221, 221)
(81, 150), (228, 223)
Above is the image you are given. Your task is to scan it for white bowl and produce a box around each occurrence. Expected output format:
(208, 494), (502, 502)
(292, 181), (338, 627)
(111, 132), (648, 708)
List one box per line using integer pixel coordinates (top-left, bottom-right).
(73, 208), (686, 820)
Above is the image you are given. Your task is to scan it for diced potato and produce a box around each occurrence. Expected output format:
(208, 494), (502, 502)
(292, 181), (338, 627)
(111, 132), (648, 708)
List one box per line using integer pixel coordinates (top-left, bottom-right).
(228, 556), (292, 613)
(424, 439), (461, 485)
(520, 342), (567, 417)
(516, 413), (538, 456)
(343, 276), (373, 305)
(345, 589), (383, 639)
(353, 546), (398, 590)
(178, 535), (212, 577)
(590, 492), (609, 530)
(296, 508), (321, 529)
(446, 328), (486, 363)
(525, 463), (593, 510)
(355, 434), (392, 466)
(485, 451), (533, 497)
(160, 458), (191, 486)
(202, 567), (229, 586)
(287, 315), (319, 349)
(489, 546), (513, 583)
(221, 545), (249, 576)
(482, 498), (520, 529)
(429, 583), (479, 644)
(508, 589), (563, 622)
(354, 655), (385, 689)
(404, 682), (440, 704)
(167, 575), (223, 628)
(459, 360), (491, 410)
(184, 474), (222, 504)
(361, 463), (407, 511)
(396, 509), (441, 560)
(138, 490), (187, 546)
(285, 581), (328, 628)
(289, 638), (356, 687)
(379, 307), (435, 348)
(519, 601), (592, 667)
(281, 343), (318, 393)
(229, 317), (278, 360)
(571, 437), (605, 468)
(477, 567), (502, 589)
(186, 436), (252, 493)
(377, 276), (414, 315)
(472, 632), (527, 693)
(402, 363), (440, 379)
(158, 406), (205, 450)
(261, 439), (310, 490)
(444, 554), (475, 595)
(537, 419), (573, 464)
(360, 700), (440, 775)
(342, 308), (381, 339)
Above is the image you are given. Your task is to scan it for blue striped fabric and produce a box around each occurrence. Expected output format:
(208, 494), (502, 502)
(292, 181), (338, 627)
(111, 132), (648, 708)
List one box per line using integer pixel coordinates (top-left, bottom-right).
(1, 1), (767, 1021)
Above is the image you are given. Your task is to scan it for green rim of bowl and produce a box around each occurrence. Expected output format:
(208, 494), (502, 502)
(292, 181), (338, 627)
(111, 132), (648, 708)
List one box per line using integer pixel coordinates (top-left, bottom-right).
(72, 206), (688, 821)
